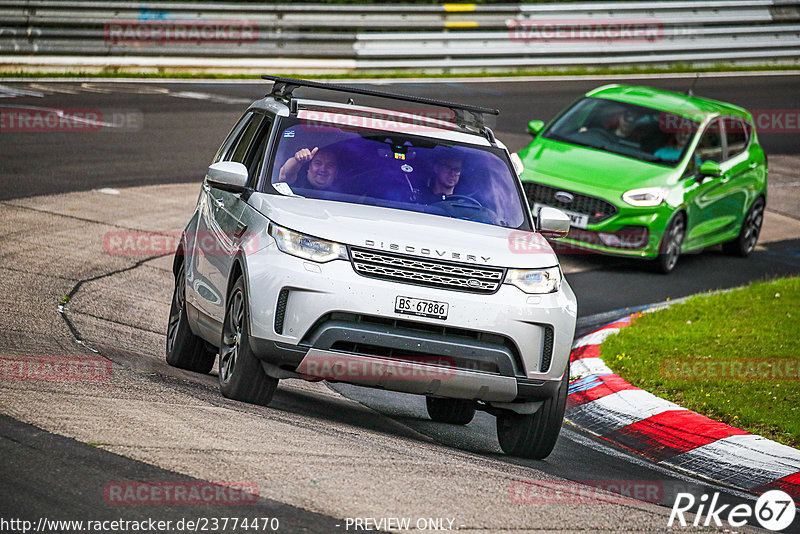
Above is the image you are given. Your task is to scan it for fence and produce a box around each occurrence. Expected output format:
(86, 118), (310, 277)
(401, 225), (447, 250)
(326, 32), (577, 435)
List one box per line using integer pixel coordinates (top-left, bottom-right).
(1, 1), (799, 73)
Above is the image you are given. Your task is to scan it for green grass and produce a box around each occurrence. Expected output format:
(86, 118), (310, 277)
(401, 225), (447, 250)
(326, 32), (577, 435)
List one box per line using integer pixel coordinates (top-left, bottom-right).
(2, 63), (799, 80)
(602, 277), (800, 448)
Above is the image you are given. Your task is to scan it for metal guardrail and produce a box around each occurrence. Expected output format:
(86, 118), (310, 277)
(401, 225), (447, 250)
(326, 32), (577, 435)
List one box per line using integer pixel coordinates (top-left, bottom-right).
(1, 1), (800, 72)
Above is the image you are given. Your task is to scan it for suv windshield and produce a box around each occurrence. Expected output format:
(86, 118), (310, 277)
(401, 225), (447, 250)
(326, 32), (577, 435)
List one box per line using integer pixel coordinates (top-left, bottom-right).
(542, 97), (700, 167)
(267, 116), (527, 229)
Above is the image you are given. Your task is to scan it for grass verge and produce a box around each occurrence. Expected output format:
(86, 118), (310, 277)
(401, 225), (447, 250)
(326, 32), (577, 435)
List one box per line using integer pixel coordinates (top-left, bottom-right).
(602, 277), (800, 448)
(2, 63), (799, 80)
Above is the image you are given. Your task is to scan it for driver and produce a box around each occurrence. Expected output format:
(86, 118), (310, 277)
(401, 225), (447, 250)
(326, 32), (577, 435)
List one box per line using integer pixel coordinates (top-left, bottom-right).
(418, 151), (463, 203)
(277, 146), (339, 190)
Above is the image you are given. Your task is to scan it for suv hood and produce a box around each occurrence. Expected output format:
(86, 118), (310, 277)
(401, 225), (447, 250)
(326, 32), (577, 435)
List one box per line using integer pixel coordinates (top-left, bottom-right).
(249, 193), (559, 269)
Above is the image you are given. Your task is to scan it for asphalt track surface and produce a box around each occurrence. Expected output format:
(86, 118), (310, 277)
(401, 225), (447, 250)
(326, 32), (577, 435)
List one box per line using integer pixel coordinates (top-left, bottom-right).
(1, 75), (799, 533)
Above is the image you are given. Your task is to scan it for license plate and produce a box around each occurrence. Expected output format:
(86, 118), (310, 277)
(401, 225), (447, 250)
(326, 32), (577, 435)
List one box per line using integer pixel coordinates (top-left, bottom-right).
(395, 296), (449, 320)
(534, 202), (589, 229)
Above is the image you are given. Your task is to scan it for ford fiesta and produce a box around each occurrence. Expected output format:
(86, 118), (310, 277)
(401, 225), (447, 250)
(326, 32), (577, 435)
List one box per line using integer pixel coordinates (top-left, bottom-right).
(519, 85), (768, 273)
(165, 76), (577, 459)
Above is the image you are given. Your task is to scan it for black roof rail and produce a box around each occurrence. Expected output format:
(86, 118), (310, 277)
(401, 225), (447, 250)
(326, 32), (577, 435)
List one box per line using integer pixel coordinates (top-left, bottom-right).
(262, 75), (499, 137)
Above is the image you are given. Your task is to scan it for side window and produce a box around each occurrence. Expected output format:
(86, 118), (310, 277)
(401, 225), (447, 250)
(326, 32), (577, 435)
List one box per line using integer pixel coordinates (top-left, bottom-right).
(723, 117), (751, 159)
(228, 113), (263, 164)
(213, 111), (253, 164)
(695, 119), (723, 164)
(245, 116), (273, 188)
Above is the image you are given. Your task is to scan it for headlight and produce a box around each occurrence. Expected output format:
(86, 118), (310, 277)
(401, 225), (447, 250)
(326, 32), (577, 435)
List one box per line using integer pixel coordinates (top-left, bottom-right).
(622, 186), (669, 207)
(269, 223), (348, 263)
(505, 266), (561, 294)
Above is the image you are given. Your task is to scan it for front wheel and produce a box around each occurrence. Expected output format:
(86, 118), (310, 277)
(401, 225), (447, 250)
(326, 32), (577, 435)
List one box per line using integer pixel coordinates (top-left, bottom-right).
(426, 397), (476, 425)
(652, 213), (686, 274)
(496, 362), (569, 459)
(165, 261), (216, 374)
(722, 197), (764, 257)
(218, 277), (278, 406)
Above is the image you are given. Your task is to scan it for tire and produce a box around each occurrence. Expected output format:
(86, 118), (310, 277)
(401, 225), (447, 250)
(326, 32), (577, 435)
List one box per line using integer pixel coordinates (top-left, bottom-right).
(218, 277), (278, 406)
(652, 213), (686, 274)
(722, 197), (764, 257)
(496, 362), (569, 459)
(165, 261), (216, 374)
(426, 397), (476, 425)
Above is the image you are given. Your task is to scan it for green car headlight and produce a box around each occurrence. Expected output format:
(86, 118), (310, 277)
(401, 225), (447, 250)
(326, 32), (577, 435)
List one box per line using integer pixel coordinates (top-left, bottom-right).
(505, 266), (562, 294)
(622, 186), (669, 207)
(269, 223), (348, 263)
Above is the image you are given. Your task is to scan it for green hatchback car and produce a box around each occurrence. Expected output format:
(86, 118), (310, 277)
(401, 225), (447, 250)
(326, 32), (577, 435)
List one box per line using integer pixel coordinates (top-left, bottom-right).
(519, 85), (767, 273)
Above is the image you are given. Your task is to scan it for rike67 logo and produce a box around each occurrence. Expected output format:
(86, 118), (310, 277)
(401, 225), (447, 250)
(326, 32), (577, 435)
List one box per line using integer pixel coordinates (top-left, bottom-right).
(669, 490), (796, 531)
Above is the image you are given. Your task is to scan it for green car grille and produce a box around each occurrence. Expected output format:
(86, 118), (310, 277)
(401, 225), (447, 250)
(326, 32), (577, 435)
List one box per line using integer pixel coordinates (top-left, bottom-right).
(522, 182), (617, 224)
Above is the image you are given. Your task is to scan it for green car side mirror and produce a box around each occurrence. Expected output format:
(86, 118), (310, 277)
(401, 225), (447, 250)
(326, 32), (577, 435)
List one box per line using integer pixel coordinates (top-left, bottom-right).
(699, 160), (722, 178)
(527, 120), (545, 137)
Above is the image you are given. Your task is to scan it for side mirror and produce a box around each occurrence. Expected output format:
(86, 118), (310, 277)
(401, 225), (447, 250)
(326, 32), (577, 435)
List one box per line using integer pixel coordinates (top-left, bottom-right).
(206, 161), (248, 193)
(509, 152), (524, 175)
(536, 206), (570, 239)
(698, 160), (722, 178)
(527, 120), (545, 137)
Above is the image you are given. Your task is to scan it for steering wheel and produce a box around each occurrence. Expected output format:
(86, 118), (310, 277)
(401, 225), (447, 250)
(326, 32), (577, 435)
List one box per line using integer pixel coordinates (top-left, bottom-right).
(438, 195), (484, 208)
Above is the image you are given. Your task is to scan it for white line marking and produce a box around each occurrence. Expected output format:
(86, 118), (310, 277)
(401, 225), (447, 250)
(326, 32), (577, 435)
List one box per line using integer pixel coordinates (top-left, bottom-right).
(168, 91), (250, 105)
(97, 188), (120, 195)
(2, 70), (799, 85)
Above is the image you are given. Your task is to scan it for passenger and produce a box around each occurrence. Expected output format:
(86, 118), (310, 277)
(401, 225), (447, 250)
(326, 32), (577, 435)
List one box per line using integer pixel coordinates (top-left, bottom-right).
(277, 146), (339, 190)
(418, 151), (464, 203)
(654, 130), (700, 165)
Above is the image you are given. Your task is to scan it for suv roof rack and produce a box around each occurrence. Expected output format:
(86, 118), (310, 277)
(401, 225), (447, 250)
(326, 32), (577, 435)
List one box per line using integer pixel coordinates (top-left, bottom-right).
(262, 75), (499, 138)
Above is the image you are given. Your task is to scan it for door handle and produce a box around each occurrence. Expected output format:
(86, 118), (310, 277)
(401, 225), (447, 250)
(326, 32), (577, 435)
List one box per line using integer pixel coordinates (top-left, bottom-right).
(212, 197), (224, 209)
(202, 183), (210, 193)
(748, 162), (758, 169)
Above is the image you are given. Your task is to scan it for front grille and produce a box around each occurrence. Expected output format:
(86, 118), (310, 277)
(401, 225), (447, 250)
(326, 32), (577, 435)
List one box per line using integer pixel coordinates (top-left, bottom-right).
(522, 181), (617, 224)
(350, 247), (504, 294)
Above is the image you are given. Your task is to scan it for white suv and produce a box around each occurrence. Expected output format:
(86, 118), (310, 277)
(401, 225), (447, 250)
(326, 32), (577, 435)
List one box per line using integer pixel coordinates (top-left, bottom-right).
(166, 76), (577, 459)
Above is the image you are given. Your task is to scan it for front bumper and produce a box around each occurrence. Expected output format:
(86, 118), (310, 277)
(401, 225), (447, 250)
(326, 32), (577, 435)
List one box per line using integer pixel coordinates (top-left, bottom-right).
(243, 242), (577, 399)
(550, 205), (674, 258)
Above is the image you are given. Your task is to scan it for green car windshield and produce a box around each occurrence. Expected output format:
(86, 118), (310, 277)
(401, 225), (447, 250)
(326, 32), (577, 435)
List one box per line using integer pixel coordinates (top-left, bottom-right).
(542, 97), (700, 167)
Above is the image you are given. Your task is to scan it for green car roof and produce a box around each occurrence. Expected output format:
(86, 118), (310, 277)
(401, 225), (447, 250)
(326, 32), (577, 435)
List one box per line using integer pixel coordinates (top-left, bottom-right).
(586, 84), (751, 122)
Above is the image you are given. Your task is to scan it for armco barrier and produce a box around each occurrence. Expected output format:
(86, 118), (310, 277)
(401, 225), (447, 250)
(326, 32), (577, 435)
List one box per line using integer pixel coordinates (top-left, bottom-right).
(1, 1), (799, 73)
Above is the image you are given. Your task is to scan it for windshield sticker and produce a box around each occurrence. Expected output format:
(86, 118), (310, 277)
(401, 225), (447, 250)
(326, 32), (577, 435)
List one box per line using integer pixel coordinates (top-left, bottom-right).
(283, 130), (295, 138)
(401, 164), (414, 173)
(273, 182), (295, 196)
(394, 153), (406, 160)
